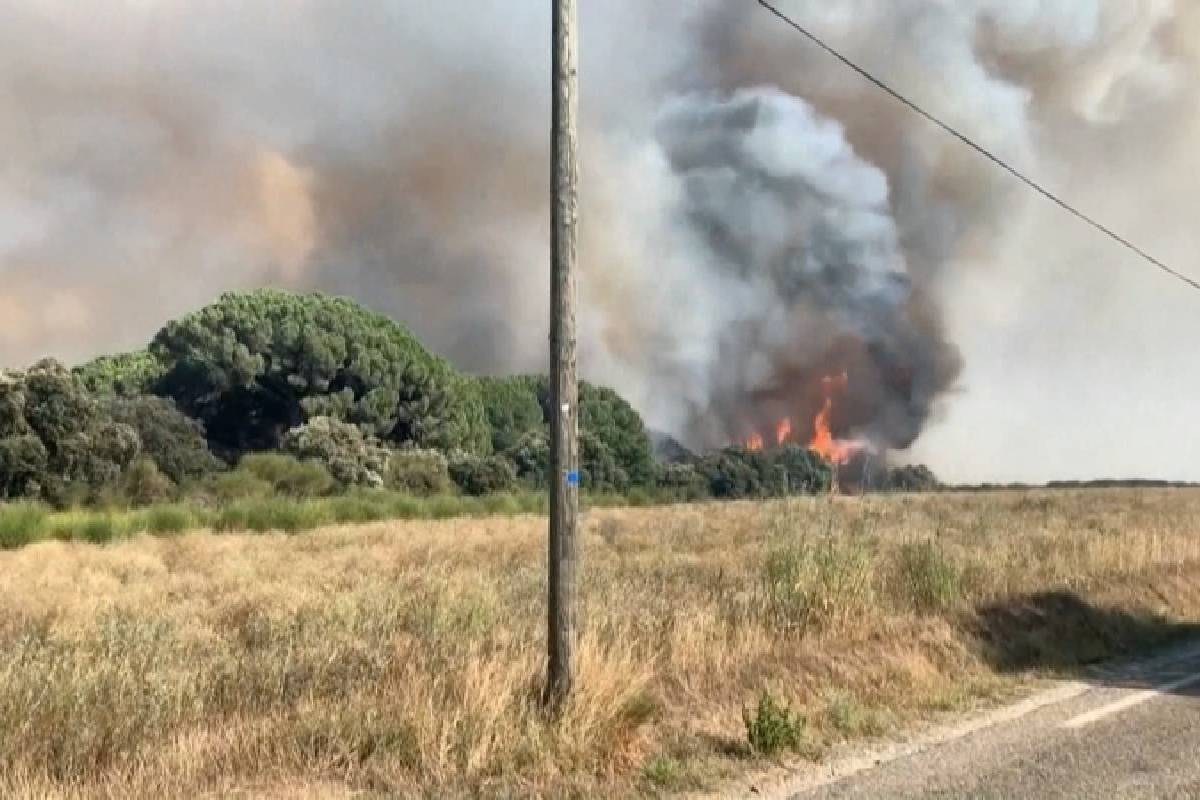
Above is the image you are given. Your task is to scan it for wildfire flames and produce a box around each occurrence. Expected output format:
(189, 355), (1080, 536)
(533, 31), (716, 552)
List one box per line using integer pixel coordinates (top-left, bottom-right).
(742, 371), (864, 465)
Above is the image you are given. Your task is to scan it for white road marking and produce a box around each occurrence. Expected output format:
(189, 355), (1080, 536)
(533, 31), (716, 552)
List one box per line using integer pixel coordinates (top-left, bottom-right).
(1061, 669), (1200, 730)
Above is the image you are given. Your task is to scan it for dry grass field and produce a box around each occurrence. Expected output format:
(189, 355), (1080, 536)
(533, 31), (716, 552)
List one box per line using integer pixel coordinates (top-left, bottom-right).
(3, 490), (1200, 798)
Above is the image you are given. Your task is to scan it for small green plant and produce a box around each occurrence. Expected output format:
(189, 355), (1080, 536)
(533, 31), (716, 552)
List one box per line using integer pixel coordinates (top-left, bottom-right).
(743, 690), (808, 756)
(824, 690), (888, 737)
(121, 457), (175, 506)
(386, 449), (451, 496)
(0, 502), (48, 550)
(143, 505), (195, 536)
(80, 514), (119, 544)
(896, 540), (961, 613)
(763, 536), (875, 633)
(327, 495), (389, 525)
(237, 454), (335, 498)
(207, 471), (273, 502)
(642, 754), (683, 789)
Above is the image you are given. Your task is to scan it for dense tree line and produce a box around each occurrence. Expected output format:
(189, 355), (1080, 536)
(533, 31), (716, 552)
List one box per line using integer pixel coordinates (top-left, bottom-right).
(0, 289), (897, 506)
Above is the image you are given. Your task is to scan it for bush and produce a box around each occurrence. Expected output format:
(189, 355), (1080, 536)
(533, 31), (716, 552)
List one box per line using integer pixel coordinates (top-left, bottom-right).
(449, 453), (519, 496)
(895, 540), (961, 613)
(80, 514), (119, 545)
(743, 691), (809, 756)
(326, 494), (390, 525)
(386, 449), (451, 496)
(206, 471), (274, 502)
(507, 429), (550, 487)
(143, 505), (196, 536)
(698, 446), (832, 500)
(764, 537), (876, 634)
(121, 458), (176, 507)
(215, 497), (329, 534)
(236, 454), (335, 498)
(655, 462), (710, 501)
(581, 431), (630, 492)
(886, 464), (941, 492)
(0, 502), (49, 550)
(282, 417), (389, 488)
(103, 395), (222, 483)
(1, 360), (142, 502)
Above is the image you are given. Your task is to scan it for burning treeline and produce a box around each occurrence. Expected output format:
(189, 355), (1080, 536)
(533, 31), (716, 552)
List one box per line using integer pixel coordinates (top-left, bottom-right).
(744, 371), (862, 466)
(3, 3), (1199, 482)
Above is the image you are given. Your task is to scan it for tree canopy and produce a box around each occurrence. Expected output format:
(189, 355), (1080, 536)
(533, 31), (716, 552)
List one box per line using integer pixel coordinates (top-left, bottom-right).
(75, 350), (165, 397)
(476, 374), (654, 491)
(151, 290), (491, 456)
(0, 360), (141, 501)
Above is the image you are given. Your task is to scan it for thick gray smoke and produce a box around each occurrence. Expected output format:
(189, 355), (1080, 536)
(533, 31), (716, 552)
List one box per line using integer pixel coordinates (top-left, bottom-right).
(650, 88), (959, 450)
(2, 1), (1199, 481)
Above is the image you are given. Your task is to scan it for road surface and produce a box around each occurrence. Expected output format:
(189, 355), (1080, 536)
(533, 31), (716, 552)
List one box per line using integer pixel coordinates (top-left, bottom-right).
(772, 640), (1200, 800)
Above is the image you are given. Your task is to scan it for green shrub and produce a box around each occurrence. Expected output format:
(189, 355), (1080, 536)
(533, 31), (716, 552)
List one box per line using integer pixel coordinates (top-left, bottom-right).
(743, 691), (809, 756)
(885, 464), (941, 492)
(507, 429), (550, 487)
(699, 445), (831, 500)
(0, 502), (49, 549)
(478, 492), (522, 515)
(206, 470), (273, 502)
(2, 360), (142, 502)
(326, 495), (389, 525)
(386, 449), (451, 496)
(384, 493), (426, 519)
(80, 514), (119, 545)
(655, 462), (709, 501)
(424, 494), (470, 519)
(642, 754), (684, 789)
(281, 417), (389, 488)
(143, 505), (196, 536)
(215, 497), (329, 534)
(448, 453), (518, 496)
(895, 540), (961, 613)
(103, 394), (222, 483)
(121, 457), (175, 506)
(764, 537), (875, 633)
(237, 454), (335, 498)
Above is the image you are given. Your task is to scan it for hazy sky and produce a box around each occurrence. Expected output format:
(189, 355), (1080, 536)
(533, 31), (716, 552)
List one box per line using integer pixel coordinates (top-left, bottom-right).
(1, 0), (1197, 482)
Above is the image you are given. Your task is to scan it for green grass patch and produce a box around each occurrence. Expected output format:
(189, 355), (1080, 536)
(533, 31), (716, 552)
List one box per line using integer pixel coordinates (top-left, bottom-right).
(0, 503), (49, 550)
(142, 505), (197, 536)
(895, 540), (962, 613)
(743, 690), (814, 757)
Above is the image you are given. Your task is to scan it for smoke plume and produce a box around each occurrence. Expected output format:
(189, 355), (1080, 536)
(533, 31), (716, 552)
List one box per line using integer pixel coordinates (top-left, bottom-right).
(2, 1), (1199, 481)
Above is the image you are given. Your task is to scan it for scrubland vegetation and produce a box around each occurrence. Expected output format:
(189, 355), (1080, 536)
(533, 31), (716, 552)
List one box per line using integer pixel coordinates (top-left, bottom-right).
(3, 290), (934, 535)
(3, 489), (1199, 798)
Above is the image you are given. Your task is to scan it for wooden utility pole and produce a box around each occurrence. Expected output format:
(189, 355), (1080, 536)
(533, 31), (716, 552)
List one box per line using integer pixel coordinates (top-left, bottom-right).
(546, 0), (580, 709)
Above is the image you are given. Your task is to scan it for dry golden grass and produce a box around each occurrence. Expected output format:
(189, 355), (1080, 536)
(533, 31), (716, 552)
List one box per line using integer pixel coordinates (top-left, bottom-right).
(3, 489), (1200, 798)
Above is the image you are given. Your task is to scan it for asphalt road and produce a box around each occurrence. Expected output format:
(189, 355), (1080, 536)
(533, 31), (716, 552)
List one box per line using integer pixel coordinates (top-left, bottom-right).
(775, 640), (1200, 800)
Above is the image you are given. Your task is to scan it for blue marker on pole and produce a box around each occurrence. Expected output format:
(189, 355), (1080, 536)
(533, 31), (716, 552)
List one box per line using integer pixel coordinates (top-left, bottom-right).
(565, 470), (581, 487)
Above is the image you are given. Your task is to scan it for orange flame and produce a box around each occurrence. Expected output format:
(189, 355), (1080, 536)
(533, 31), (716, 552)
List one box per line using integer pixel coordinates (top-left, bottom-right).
(775, 417), (793, 445)
(808, 371), (857, 464)
(741, 372), (863, 464)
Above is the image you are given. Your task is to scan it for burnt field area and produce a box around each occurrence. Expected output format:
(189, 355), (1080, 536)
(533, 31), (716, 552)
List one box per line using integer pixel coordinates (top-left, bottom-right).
(2, 488), (1199, 798)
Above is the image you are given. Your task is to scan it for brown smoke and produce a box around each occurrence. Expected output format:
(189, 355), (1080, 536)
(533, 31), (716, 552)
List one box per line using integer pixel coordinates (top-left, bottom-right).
(3, 1), (1199, 480)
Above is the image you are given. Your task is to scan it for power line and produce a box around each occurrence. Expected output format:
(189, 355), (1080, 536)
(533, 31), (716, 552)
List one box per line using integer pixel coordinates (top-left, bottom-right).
(756, 0), (1200, 293)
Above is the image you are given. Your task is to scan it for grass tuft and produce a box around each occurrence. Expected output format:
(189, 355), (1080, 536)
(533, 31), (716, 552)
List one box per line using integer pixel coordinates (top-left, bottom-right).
(0, 502), (48, 550)
(743, 690), (811, 757)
